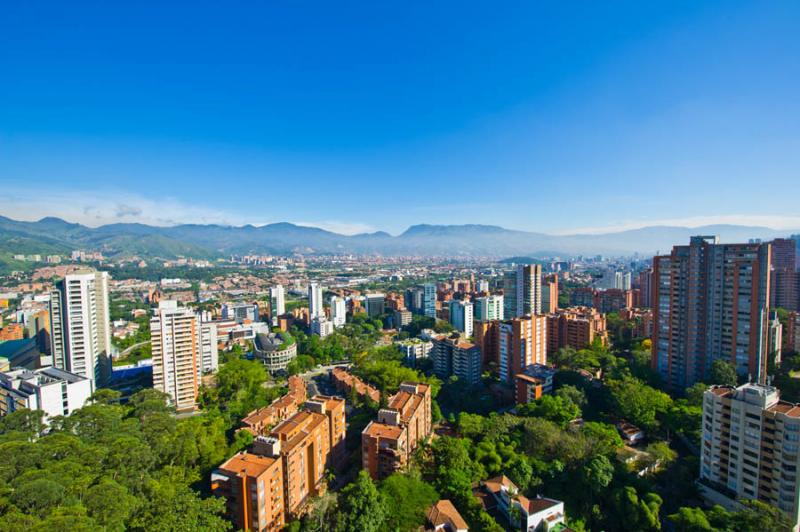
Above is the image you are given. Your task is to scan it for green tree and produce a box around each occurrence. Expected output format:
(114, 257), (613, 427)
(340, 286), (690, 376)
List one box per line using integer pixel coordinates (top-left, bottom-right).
(556, 385), (587, 408)
(336, 470), (386, 532)
(708, 360), (738, 386)
(733, 499), (793, 532)
(517, 395), (580, 426)
(607, 376), (672, 430)
(668, 507), (714, 531)
(379, 473), (439, 532)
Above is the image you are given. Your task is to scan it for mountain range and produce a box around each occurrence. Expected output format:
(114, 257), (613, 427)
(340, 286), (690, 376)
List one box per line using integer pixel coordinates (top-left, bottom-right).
(1, 215), (797, 261)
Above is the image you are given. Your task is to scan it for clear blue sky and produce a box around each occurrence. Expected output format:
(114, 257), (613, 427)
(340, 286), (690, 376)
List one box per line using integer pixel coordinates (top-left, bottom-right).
(1, 1), (799, 235)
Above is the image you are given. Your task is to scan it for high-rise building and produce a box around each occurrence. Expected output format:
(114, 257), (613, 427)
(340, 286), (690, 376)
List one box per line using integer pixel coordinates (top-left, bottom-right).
(330, 296), (347, 328)
(651, 236), (772, 389)
(771, 238), (798, 312)
(308, 283), (323, 319)
(638, 268), (654, 308)
(498, 315), (548, 383)
(448, 299), (473, 338)
(151, 301), (204, 412)
(430, 335), (481, 385)
(364, 293), (385, 318)
(474, 295), (504, 322)
(270, 285), (286, 324)
(423, 283), (437, 318)
(541, 274), (559, 314)
(699, 383), (800, 529)
(768, 311), (783, 368)
(49, 271), (111, 386)
(503, 265), (542, 318)
(199, 320), (219, 374)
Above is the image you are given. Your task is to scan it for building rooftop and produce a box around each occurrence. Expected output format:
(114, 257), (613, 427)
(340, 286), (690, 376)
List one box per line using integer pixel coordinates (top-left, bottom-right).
(218, 451), (279, 478)
(427, 499), (469, 531)
(363, 420), (405, 441)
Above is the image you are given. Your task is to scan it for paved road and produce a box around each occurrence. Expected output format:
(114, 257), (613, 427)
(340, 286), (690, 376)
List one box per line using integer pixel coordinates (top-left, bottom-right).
(115, 340), (149, 358)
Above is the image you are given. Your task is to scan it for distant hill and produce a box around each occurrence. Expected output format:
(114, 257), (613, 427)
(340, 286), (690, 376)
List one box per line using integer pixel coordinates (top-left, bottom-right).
(0, 215), (797, 261)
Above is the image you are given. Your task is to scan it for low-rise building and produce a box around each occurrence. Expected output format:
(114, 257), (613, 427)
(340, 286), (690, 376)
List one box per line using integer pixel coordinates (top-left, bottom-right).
(310, 318), (334, 338)
(253, 331), (297, 374)
(514, 364), (557, 404)
(396, 338), (433, 367)
(425, 499), (469, 532)
(240, 376), (307, 436)
(0, 367), (92, 420)
(330, 367), (381, 403)
(476, 475), (570, 532)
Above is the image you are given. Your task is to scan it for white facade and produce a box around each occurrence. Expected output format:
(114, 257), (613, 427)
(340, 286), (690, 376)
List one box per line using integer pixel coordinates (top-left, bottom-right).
(0, 367), (92, 420)
(308, 283), (324, 319)
(49, 271), (111, 386)
(270, 285), (286, 323)
(221, 303), (259, 323)
(199, 321), (219, 374)
(311, 318), (334, 338)
(150, 301), (200, 412)
(330, 296), (347, 328)
(474, 295), (504, 321)
(700, 383), (800, 529)
(448, 300), (474, 338)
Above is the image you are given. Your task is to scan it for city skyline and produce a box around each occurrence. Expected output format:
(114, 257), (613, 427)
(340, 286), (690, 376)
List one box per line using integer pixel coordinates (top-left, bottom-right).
(3, 2), (800, 234)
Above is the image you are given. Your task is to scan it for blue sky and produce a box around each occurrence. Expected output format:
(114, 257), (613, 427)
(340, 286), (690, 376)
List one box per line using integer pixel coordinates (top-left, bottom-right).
(1, 1), (799, 235)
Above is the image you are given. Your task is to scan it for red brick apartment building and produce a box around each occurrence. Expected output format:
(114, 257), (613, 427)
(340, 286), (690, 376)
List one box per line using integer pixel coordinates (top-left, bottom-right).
(213, 394), (346, 531)
(362, 382), (432, 480)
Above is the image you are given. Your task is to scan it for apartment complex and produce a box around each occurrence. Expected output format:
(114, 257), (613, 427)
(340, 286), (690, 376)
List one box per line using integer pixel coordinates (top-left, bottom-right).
(48, 271), (111, 385)
(700, 383), (800, 530)
(151, 300), (218, 412)
(269, 285), (286, 324)
(430, 335), (481, 385)
(514, 364), (557, 404)
(652, 236), (772, 389)
(240, 376), (307, 436)
(330, 296), (347, 328)
(362, 382), (432, 480)
(423, 283), (437, 318)
(364, 293), (385, 318)
(396, 338), (433, 367)
(448, 299), (473, 337)
(308, 283), (323, 320)
(771, 238), (798, 312)
(541, 273), (559, 314)
(546, 306), (608, 355)
(474, 295), (504, 322)
(213, 394), (346, 531)
(503, 264), (542, 318)
(498, 316), (548, 384)
(0, 367), (92, 419)
(330, 366), (381, 403)
(568, 287), (634, 314)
